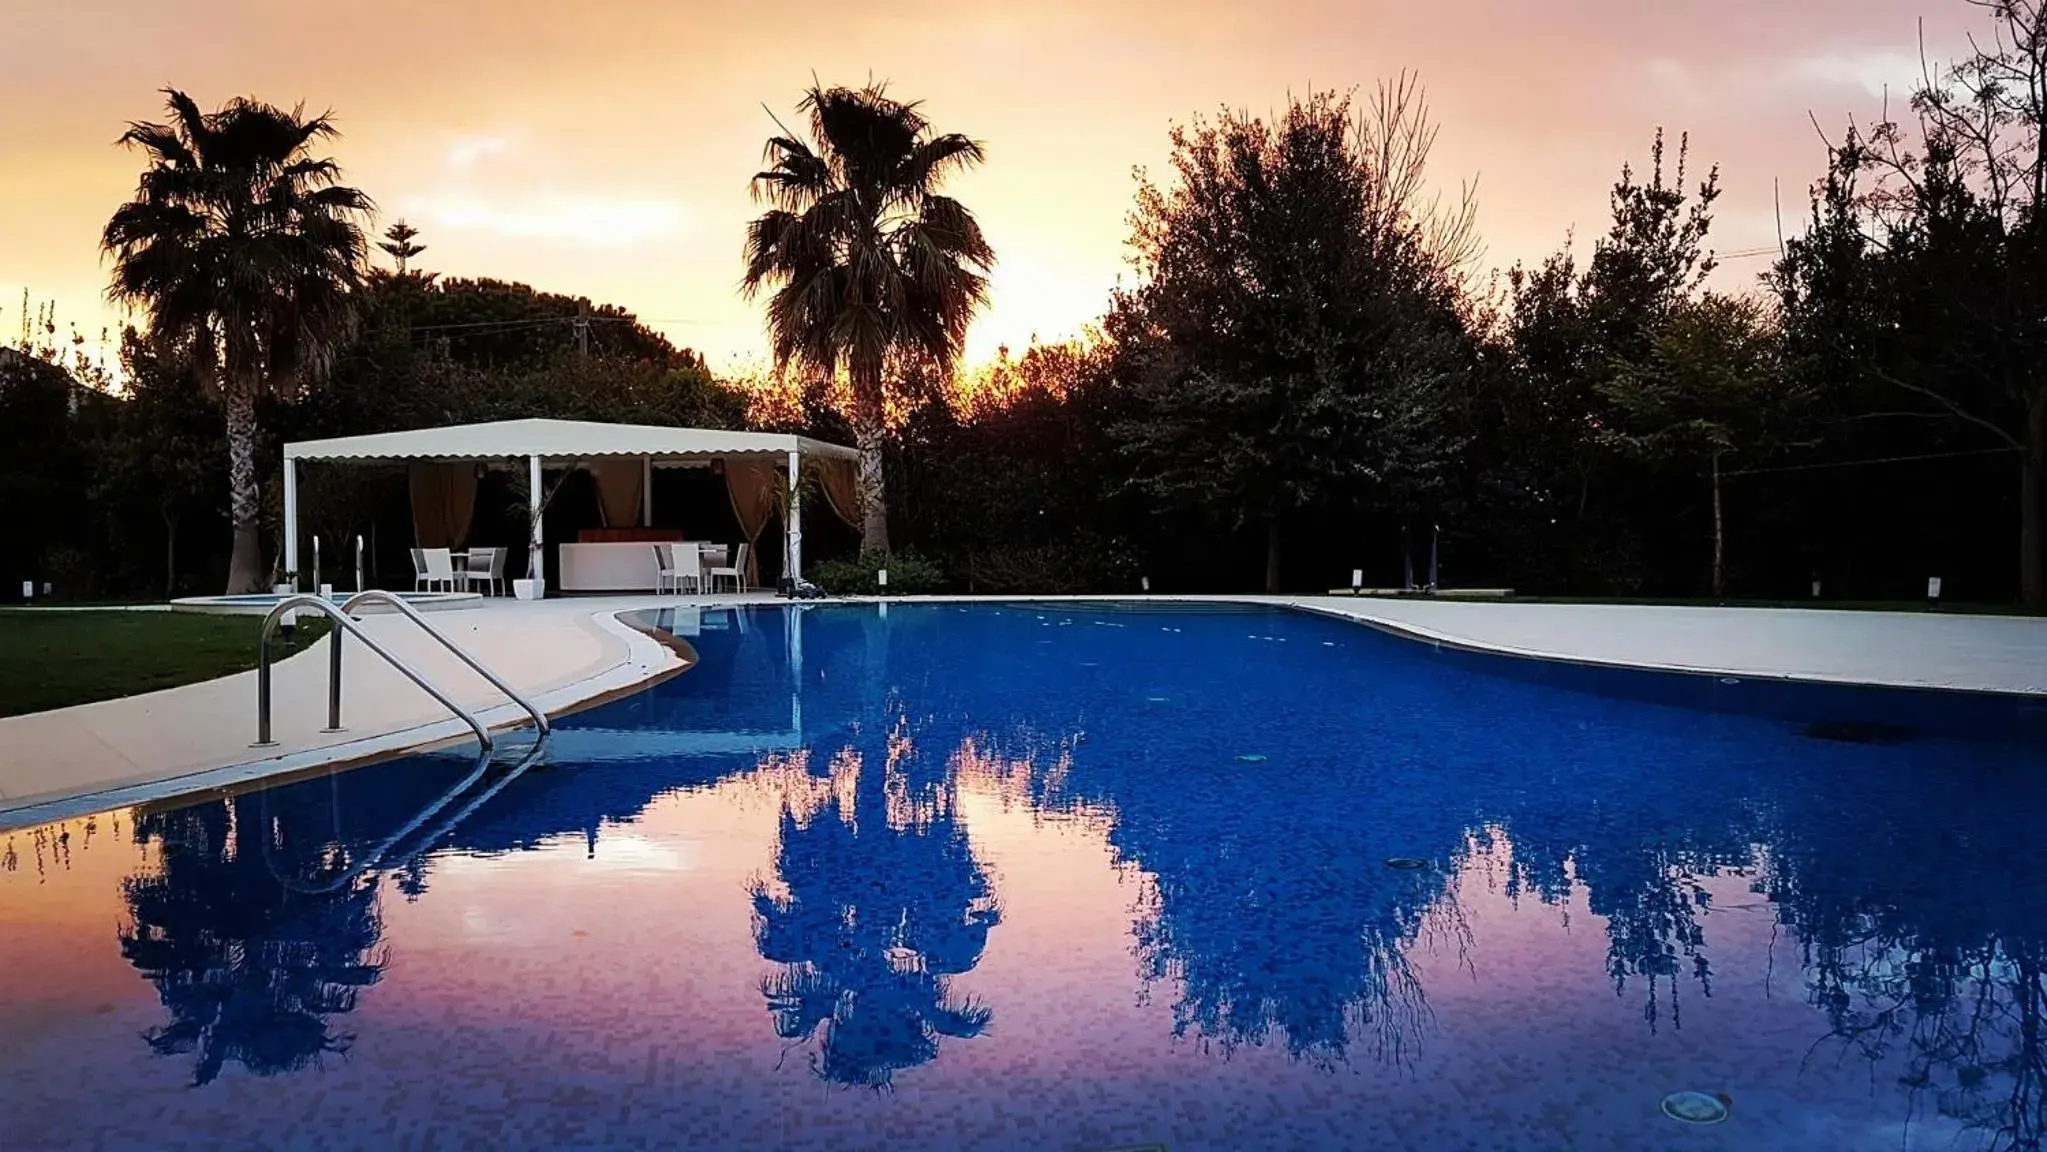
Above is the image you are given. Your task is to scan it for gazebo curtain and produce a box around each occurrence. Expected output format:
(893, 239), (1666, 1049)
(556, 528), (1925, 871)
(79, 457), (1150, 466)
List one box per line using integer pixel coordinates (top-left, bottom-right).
(407, 463), (477, 549)
(590, 461), (644, 528)
(813, 458), (860, 527)
(722, 458), (780, 586)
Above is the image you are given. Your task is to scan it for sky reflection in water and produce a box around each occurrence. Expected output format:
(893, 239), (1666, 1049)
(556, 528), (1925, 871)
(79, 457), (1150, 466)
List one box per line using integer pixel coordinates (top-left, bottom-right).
(1, 603), (2043, 1152)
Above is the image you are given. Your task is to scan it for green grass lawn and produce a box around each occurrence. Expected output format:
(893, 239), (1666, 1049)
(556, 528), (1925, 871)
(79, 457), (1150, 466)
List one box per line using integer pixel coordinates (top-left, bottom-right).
(0, 610), (329, 719)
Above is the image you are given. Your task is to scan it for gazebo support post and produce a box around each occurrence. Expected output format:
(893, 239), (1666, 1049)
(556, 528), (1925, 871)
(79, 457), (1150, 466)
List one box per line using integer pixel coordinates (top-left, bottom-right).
(641, 456), (653, 526)
(786, 448), (803, 585)
(282, 457), (300, 590)
(527, 454), (544, 591)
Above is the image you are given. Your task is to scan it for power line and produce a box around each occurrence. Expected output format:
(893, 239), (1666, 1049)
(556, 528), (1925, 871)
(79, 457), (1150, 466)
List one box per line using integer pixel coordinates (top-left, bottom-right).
(400, 313), (676, 335)
(401, 316), (578, 334)
(1725, 445), (2018, 477)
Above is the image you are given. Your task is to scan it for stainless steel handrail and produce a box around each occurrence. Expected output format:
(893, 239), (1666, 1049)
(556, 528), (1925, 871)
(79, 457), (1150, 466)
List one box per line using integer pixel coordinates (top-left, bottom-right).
(255, 594), (492, 751)
(261, 734), (550, 895)
(338, 590), (551, 737)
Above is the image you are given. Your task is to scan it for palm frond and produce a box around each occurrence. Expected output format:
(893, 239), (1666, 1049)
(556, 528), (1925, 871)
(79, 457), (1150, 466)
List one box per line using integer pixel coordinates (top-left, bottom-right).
(161, 89), (215, 158)
(891, 134), (986, 206)
(115, 121), (194, 167)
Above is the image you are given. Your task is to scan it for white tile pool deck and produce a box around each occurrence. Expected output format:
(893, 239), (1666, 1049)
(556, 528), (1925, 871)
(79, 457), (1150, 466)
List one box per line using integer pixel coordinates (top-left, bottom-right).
(0, 594), (2041, 830)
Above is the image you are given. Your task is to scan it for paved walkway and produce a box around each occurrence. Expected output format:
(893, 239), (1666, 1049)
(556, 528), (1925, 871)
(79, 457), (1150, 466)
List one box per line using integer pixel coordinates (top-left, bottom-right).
(1289, 597), (2047, 696)
(2, 593), (2040, 830)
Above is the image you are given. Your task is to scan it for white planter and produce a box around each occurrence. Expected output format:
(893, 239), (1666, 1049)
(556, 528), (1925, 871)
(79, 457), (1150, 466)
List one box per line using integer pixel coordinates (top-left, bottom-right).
(273, 583), (294, 595)
(318, 583), (335, 599)
(512, 578), (543, 601)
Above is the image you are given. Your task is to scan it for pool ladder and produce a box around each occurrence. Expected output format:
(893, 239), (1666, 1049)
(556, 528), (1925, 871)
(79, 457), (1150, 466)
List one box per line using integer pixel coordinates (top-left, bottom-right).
(253, 590), (551, 751)
(259, 735), (551, 895)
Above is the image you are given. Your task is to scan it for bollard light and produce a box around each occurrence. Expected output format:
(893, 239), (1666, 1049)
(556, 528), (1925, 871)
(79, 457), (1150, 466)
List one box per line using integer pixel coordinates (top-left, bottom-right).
(21, 581), (33, 600)
(1141, 576), (1151, 593)
(1351, 568), (1363, 594)
(1927, 576), (1943, 609)
(877, 568), (889, 590)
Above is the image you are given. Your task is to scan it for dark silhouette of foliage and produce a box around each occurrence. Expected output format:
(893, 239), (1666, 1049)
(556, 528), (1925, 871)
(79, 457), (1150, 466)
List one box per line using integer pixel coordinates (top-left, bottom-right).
(1108, 84), (1476, 592)
(742, 81), (996, 554)
(103, 90), (372, 593)
(1776, 0), (2047, 603)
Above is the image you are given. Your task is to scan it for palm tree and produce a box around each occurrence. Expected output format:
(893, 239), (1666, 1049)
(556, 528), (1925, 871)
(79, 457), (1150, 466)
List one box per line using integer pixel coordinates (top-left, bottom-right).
(104, 90), (371, 593)
(742, 82), (995, 554)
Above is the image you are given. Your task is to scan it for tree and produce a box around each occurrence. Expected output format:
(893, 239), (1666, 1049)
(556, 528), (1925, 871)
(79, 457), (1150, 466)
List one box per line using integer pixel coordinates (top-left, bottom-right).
(1476, 130), (1724, 594)
(1779, 0), (2047, 603)
(103, 89), (372, 593)
(376, 218), (425, 274)
(1109, 82), (1476, 592)
(1599, 293), (1795, 597)
(741, 82), (996, 554)
(94, 332), (224, 597)
(0, 348), (92, 595)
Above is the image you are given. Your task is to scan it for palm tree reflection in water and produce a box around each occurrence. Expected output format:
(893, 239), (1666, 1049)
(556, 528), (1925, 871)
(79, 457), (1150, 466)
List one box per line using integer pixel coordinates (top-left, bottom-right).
(751, 726), (1002, 1088)
(119, 798), (386, 1086)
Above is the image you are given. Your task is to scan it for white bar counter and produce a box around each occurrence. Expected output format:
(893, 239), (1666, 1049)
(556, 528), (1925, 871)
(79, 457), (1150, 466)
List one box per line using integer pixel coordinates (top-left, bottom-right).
(558, 542), (662, 592)
(557, 542), (728, 592)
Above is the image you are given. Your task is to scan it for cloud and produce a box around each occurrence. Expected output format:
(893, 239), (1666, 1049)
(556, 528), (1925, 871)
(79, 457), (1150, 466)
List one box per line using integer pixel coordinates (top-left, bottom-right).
(410, 191), (689, 246)
(1787, 50), (1925, 99)
(443, 132), (517, 169)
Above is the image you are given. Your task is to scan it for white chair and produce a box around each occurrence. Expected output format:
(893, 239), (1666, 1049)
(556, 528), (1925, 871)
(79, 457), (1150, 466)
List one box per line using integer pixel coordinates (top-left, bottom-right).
(667, 543), (702, 594)
(410, 548), (429, 591)
(652, 544), (677, 593)
(486, 547), (508, 597)
(706, 542), (749, 593)
(462, 547), (505, 597)
(422, 548), (458, 592)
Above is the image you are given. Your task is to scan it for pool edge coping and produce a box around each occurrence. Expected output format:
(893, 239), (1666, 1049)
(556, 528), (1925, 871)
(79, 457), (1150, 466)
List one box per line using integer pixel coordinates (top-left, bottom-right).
(0, 608), (688, 832)
(1281, 601), (2047, 703)
(821, 594), (2047, 701)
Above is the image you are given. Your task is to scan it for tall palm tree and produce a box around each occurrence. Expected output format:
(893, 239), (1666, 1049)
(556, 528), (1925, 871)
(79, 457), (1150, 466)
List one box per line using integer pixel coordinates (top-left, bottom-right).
(104, 90), (371, 593)
(742, 82), (995, 554)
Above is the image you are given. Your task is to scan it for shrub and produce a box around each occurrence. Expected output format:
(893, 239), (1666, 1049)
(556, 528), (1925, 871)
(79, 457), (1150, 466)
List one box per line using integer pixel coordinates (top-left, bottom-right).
(964, 536), (1142, 594)
(806, 551), (948, 595)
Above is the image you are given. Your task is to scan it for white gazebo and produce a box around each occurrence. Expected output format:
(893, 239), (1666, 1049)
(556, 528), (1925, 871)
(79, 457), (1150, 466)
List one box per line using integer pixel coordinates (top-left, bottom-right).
(282, 418), (860, 592)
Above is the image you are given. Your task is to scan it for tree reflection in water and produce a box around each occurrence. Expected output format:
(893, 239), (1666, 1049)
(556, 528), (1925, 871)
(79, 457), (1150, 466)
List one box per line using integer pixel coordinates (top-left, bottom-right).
(751, 722), (1001, 1088)
(119, 797), (386, 1086)
(1760, 769), (2047, 1152)
(957, 722), (1469, 1073)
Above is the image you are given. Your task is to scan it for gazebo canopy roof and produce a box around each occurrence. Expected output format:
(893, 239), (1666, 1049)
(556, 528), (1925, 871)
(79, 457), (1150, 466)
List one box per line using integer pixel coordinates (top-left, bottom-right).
(284, 417), (858, 465)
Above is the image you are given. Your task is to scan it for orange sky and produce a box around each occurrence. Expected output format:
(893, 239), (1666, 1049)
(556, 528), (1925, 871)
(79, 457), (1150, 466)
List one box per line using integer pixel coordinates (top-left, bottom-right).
(0, 0), (1969, 375)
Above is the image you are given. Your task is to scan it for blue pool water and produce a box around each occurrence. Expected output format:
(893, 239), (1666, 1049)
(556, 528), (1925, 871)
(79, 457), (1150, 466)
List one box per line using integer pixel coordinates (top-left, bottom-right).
(2, 603), (2044, 1151)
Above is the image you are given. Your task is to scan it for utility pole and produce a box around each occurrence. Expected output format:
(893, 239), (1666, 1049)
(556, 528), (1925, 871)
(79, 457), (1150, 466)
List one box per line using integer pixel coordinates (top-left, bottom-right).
(574, 301), (590, 359)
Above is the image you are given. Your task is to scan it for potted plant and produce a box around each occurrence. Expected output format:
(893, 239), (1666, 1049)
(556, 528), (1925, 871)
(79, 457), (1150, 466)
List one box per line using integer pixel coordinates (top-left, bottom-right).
(507, 462), (578, 601)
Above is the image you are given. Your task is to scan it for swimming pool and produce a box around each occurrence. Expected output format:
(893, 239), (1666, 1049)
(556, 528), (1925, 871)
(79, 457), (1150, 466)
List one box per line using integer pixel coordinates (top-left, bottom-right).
(2, 602), (2042, 1150)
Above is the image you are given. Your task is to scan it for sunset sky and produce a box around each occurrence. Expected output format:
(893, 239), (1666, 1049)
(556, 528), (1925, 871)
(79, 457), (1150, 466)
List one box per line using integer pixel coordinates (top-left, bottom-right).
(0, 0), (1971, 375)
